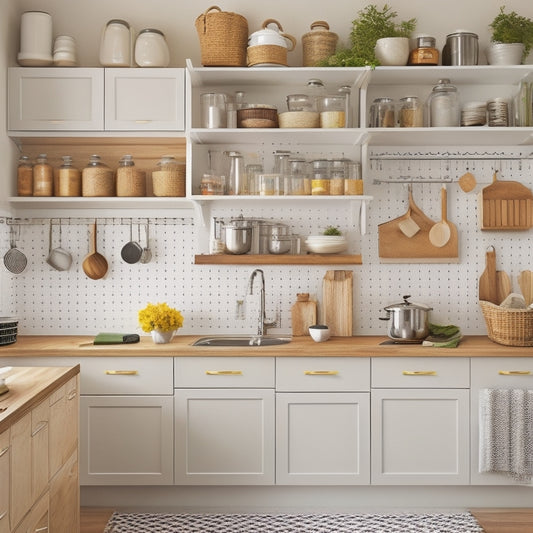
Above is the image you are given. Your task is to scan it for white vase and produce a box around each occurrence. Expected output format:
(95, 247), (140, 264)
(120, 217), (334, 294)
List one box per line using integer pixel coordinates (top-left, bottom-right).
(487, 42), (524, 65)
(374, 37), (410, 66)
(151, 329), (175, 344)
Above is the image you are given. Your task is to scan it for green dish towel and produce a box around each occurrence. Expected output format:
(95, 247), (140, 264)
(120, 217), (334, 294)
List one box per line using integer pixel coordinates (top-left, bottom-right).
(94, 333), (140, 345)
(422, 323), (462, 348)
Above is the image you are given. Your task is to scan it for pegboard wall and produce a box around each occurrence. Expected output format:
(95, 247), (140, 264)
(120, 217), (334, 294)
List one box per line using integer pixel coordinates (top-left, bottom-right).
(2, 146), (533, 336)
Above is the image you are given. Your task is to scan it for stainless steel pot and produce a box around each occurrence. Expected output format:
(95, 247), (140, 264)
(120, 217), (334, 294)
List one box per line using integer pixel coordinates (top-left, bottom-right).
(380, 295), (433, 343)
(223, 216), (253, 254)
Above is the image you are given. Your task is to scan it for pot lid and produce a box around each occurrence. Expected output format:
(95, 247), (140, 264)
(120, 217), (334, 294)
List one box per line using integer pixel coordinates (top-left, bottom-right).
(384, 295), (433, 312)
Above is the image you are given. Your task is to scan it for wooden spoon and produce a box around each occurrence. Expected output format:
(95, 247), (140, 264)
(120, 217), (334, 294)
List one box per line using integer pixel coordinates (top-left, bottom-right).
(429, 185), (451, 248)
(518, 270), (533, 306)
(82, 221), (108, 280)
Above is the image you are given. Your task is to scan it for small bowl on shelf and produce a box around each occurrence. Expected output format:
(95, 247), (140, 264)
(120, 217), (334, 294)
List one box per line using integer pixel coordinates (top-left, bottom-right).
(304, 235), (348, 254)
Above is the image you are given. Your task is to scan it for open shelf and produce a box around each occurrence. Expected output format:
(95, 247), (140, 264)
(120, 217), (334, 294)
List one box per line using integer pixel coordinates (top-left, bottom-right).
(194, 254), (363, 265)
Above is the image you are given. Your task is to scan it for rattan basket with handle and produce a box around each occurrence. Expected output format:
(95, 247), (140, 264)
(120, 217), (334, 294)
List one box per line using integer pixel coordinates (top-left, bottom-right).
(302, 21), (338, 66)
(195, 5), (248, 67)
(479, 300), (533, 346)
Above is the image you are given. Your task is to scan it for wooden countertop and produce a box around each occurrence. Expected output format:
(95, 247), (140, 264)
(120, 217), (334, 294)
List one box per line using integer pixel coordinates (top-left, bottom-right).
(0, 365), (80, 433)
(1, 334), (533, 357)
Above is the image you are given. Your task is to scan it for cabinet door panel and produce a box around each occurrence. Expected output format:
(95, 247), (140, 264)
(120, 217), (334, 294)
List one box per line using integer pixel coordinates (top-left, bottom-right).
(80, 395), (174, 485)
(31, 399), (49, 502)
(175, 389), (274, 485)
(50, 450), (79, 533)
(371, 388), (470, 485)
(0, 429), (9, 533)
(276, 392), (370, 485)
(10, 412), (32, 530)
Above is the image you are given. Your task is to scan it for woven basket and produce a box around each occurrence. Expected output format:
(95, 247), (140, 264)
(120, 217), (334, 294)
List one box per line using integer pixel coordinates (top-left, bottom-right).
(479, 300), (533, 346)
(152, 167), (186, 197)
(195, 5), (248, 67)
(302, 21), (338, 67)
(247, 44), (288, 67)
(116, 168), (147, 197)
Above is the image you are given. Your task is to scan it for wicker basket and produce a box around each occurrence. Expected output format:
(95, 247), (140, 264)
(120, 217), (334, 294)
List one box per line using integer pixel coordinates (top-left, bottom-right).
(302, 21), (338, 67)
(237, 106), (278, 128)
(479, 300), (533, 346)
(152, 166), (186, 197)
(195, 5), (248, 67)
(247, 44), (288, 67)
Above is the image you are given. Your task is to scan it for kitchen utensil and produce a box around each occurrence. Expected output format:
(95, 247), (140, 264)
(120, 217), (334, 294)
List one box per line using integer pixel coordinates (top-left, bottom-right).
(429, 185), (451, 247)
(458, 171), (476, 193)
(82, 221), (108, 280)
(378, 187), (458, 263)
(3, 225), (27, 274)
(46, 219), (72, 271)
(480, 171), (533, 230)
(140, 223), (152, 264)
(518, 270), (533, 306)
(479, 246), (498, 304)
(398, 208), (421, 238)
(291, 293), (317, 336)
(380, 294), (433, 343)
(322, 270), (353, 336)
(121, 221), (142, 264)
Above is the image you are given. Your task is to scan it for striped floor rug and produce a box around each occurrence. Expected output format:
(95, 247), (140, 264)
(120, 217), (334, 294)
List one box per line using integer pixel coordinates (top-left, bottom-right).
(103, 511), (484, 532)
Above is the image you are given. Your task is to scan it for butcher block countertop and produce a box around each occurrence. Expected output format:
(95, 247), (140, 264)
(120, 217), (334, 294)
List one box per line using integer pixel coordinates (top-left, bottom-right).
(1, 335), (533, 357)
(0, 365), (80, 433)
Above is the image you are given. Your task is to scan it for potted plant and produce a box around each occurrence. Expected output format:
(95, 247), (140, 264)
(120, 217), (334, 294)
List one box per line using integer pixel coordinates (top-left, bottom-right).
(320, 4), (416, 67)
(488, 6), (533, 65)
(138, 302), (184, 343)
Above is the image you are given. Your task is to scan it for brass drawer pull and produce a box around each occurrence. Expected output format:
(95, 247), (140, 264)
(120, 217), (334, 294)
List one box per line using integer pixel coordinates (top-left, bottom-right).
(105, 370), (139, 376)
(0, 446), (9, 458)
(402, 370), (437, 376)
(31, 421), (48, 437)
(304, 370), (339, 376)
(206, 370), (243, 376)
(499, 370), (531, 376)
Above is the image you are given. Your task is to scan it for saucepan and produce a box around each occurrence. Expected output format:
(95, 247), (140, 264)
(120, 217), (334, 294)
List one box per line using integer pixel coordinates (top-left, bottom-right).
(380, 295), (433, 343)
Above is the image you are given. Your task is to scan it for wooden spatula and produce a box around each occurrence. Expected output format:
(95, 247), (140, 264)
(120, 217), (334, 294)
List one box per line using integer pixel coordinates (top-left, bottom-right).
(518, 270), (533, 306)
(479, 247), (498, 304)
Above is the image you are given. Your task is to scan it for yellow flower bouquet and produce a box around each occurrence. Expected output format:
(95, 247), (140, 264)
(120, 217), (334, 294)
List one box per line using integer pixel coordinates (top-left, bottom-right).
(138, 302), (184, 333)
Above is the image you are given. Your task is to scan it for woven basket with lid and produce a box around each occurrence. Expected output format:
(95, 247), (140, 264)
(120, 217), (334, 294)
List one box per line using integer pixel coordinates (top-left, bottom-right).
(302, 21), (338, 66)
(195, 5), (248, 67)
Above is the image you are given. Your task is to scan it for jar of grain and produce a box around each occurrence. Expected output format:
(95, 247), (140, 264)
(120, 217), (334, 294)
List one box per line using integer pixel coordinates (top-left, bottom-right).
(57, 156), (81, 196)
(330, 159), (348, 195)
(344, 161), (363, 195)
(82, 154), (114, 197)
(311, 159), (330, 195)
(33, 153), (53, 196)
(17, 155), (33, 196)
(399, 96), (423, 127)
(318, 95), (346, 128)
(152, 155), (185, 197)
(116, 154), (146, 197)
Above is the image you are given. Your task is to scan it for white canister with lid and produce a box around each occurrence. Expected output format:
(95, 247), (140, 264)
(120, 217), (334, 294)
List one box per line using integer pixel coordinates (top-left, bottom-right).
(135, 29), (170, 67)
(18, 11), (53, 66)
(99, 19), (132, 67)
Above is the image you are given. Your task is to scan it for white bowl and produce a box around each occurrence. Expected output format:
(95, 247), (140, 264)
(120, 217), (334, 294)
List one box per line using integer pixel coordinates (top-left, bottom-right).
(309, 325), (331, 342)
(374, 37), (410, 66)
(305, 235), (347, 254)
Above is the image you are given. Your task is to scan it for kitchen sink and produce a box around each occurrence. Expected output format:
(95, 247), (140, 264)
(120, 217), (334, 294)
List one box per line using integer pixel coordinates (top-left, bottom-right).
(192, 335), (292, 347)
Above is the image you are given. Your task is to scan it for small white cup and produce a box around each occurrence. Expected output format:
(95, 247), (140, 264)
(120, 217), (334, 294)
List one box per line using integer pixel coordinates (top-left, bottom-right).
(309, 325), (331, 342)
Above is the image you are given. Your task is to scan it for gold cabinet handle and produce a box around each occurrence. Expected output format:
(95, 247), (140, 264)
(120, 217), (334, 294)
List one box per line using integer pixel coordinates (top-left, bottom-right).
(35, 527), (48, 532)
(499, 370), (531, 375)
(402, 370), (437, 376)
(304, 370), (339, 376)
(205, 370), (243, 376)
(31, 421), (48, 437)
(0, 446), (9, 458)
(105, 370), (139, 376)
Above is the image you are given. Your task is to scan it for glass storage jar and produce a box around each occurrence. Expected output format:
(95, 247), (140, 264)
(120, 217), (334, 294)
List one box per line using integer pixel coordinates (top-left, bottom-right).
(152, 155), (185, 197)
(33, 153), (53, 196)
(116, 154), (146, 197)
(58, 155), (81, 197)
(427, 78), (460, 127)
(318, 95), (346, 128)
(311, 159), (330, 195)
(399, 96), (423, 127)
(408, 36), (439, 65)
(82, 155), (114, 197)
(17, 155), (33, 196)
(369, 97), (396, 127)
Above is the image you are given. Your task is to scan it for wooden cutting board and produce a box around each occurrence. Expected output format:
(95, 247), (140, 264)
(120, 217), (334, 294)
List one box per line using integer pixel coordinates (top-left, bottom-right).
(480, 171), (533, 230)
(291, 293), (317, 336)
(322, 270), (353, 336)
(479, 246), (512, 304)
(378, 189), (459, 263)
(518, 270), (533, 306)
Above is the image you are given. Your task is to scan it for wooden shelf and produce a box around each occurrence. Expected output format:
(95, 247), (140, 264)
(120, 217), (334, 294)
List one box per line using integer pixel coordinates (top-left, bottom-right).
(194, 254), (363, 265)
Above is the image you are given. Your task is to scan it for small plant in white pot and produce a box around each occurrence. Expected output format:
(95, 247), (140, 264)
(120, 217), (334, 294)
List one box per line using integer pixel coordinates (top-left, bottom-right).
(488, 6), (533, 65)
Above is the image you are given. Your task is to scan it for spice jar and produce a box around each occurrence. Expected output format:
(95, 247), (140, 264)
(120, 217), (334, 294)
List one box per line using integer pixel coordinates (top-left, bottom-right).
(152, 155), (185, 197)
(330, 159), (348, 195)
(344, 161), (363, 195)
(33, 153), (53, 196)
(116, 154), (146, 197)
(319, 95), (346, 128)
(408, 36), (439, 66)
(427, 79), (460, 127)
(17, 155), (33, 196)
(369, 97), (395, 127)
(58, 155), (81, 197)
(82, 155), (114, 197)
(399, 96), (423, 127)
(311, 159), (330, 195)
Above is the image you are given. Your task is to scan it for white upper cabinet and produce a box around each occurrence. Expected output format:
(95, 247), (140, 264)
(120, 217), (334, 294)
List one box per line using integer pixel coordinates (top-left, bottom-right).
(104, 68), (185, 131)
(8, 67), (104, 131)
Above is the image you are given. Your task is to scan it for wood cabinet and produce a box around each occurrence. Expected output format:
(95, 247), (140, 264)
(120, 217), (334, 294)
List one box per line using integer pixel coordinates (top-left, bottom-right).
(0, 429), (10, 533)
(10, 412), (32, 529)
(174, 357), (275, 485)
(49, 450), (79, 532)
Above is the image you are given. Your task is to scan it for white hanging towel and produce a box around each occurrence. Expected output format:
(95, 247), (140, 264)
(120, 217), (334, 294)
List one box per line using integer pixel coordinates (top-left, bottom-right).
(479, 388), (533, 483)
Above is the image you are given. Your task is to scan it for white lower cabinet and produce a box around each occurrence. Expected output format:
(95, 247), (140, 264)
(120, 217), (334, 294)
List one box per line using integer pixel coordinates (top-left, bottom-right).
(371, 357), (470, 485)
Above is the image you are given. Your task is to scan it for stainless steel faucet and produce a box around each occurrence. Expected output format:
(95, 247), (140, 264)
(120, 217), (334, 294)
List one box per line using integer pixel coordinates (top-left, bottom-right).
(247, 268), (278, 337)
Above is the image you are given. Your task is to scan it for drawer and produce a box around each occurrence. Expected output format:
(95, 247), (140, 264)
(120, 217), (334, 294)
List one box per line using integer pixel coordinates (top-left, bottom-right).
(80, 357), (174, 395)
(471, 357), (533, 389)
(175, 357), (275, 388)
(372, 357), (470, 388)
(276, 357), (370, 392)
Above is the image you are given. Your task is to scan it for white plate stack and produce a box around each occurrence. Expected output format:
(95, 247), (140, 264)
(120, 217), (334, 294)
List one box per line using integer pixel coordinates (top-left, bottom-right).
(304, 235), (348, 254)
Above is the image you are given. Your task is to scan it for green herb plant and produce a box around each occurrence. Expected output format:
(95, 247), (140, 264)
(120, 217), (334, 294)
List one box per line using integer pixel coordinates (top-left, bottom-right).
(320, 4), (416, 67)
(323, 226), (342, 236)
(489, 6), (533, 60)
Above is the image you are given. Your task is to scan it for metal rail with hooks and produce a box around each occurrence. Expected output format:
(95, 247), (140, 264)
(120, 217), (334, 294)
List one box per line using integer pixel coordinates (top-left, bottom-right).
(0, 217), (194, 226)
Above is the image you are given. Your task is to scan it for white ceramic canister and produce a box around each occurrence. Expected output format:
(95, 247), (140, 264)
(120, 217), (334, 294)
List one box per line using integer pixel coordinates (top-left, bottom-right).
(53, 35), (77, 66)
(99, 19), (132, 67)
(17, 11), (53, 66)
(135, 29), (170, 67)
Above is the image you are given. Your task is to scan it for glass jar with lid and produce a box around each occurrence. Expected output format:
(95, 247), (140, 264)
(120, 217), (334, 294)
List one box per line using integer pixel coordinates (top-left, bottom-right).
(58, 155), (81, 197)
(311, 159), (330, 195)
(17, 155), (33, 196)
(408, 36), (439, 65)
(33, 153), (53, 197)
(134, 28), (170, 67)
(369, 97), (396, 127)
(399, 96), (423, 127)
(152, 155), (185, 197)
(318, 95), (346, 128)
(82, 155), (114, 197)
(226, 151), (245, 195)
(306, 78), (326, 111)
(116, 154), (147, 197)
(427, 78), (460, 127)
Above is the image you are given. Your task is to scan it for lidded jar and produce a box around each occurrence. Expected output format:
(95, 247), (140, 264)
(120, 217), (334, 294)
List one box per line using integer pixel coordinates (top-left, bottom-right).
(33, 153), (53, 197)
(301, 21), (338, 67)
(152, 155), (185, 197)
(408, 36), (439, 66)
(82, 155), (114, 197)
(311, 158), (330, 195)
(226, 151), (246, 195)
(427, 78), (460, 127)
(116, 154), (147, 197)
(58, 155), (81, 197)
(306, 78), (326, 111)
(17, 155), (33, 196)
(399, 96), (423, 127)
(134, 28), (170, 67)
(99, 19), (132, 67)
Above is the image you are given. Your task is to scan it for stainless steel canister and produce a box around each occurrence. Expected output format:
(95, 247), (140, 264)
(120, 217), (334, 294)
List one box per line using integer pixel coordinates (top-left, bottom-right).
(442, 31), (478, 66)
